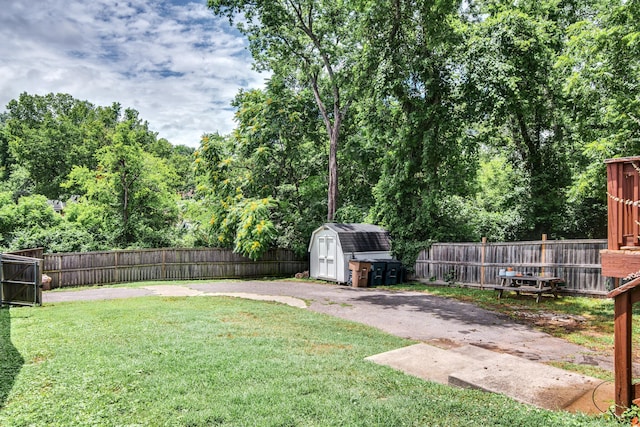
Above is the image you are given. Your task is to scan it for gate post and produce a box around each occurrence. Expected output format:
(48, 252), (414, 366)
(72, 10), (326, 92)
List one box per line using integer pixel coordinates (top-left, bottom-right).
(608, 277), (640, 415)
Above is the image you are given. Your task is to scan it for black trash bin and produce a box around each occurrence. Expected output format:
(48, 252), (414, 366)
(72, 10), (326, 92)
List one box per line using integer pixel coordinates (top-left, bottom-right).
(368, 260), (387, 286)
(384, 261), (403, 285)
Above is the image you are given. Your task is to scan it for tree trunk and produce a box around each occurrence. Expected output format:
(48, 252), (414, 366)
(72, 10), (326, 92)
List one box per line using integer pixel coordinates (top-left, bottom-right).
(327, 127), (339, 221)
(310, 73), (343, 222)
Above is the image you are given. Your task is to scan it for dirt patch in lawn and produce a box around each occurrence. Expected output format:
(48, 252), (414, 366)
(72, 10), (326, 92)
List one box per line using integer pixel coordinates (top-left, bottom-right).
(511, 310), (588, 332)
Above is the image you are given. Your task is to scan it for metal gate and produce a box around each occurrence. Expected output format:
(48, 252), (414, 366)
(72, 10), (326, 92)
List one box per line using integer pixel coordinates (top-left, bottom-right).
(0, 253), (43, 307)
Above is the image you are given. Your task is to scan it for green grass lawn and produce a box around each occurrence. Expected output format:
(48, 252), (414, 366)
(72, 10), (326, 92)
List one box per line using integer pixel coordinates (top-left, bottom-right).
(0, 295), (615, 426)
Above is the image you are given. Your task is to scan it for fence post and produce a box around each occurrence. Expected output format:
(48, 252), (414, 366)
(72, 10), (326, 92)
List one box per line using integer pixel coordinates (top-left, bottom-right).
(162, 248), (166, 280)
(114, 251), (119, 283)
(57, 255), (62, 289)
(541, 234), (547, 276)
(480, 237), (487, 288)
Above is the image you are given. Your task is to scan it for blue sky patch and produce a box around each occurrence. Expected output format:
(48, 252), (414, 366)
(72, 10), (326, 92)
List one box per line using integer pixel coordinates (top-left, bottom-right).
(0, 0), (266, 147)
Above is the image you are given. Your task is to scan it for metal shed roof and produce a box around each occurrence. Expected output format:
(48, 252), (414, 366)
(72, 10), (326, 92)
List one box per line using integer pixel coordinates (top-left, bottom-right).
(324, 223), (391, 253)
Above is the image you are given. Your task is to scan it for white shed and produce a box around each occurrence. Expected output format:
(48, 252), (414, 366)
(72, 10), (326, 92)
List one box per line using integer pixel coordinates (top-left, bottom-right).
(308, 223), (393, 283)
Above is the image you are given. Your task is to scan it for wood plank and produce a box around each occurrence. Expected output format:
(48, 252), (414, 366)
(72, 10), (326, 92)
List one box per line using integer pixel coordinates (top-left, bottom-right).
(613, 293), (633, 415)
(601, 250), (640, 278)
(618, 162), (624, 248)
(608, 162), (618, 249)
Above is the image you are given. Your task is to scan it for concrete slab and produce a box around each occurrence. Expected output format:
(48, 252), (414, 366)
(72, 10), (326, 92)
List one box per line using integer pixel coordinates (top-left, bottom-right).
(201, 292), (307, 309)
(366, 343), (471, 384)
(366, 343), (612, 414)
(448, 345), (602, 411)
(143, 285), (204, 297)
(140, 286), (307, 308)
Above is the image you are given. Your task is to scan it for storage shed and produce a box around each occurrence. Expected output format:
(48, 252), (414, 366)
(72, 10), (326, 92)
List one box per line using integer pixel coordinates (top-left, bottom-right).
(308, 223), (393, 283)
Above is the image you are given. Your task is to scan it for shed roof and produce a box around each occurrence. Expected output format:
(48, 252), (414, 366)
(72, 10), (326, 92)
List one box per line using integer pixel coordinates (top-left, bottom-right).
(324, 223), (391, 253)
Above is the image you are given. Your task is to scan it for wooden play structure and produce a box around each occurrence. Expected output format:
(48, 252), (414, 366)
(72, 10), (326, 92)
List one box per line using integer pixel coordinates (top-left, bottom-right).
(601, 156), (640, 414)
(601, 156), (640, 277)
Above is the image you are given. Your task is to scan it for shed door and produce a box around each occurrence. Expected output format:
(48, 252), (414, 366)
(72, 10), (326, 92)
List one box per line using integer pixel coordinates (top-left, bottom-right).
(318, 236), (336, 279)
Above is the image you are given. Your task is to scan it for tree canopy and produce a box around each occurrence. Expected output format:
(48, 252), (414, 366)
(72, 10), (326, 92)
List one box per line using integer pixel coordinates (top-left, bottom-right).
(1, 0), (639, 264)
(208, 0), (363, 221)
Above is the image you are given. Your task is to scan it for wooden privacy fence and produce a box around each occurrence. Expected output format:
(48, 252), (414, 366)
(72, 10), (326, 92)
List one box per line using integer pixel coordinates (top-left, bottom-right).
(414, 238), (609, 295)
(42, 248), (309, 289)
(1, 253), (43, 306)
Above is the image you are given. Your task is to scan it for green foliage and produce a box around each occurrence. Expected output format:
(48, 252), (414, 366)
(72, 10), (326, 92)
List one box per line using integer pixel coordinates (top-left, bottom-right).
(0, 191), (15, 238)
(2, 165), (35, 200)
(0, 192), (109, 253)
(333, 204), (369, 224)
(63, 120), (180, 249)
(0, 115), (10, 180)
(12, 195), (61, 230)
(168, 144), (196, 193)
(4, 0), (640, 255)
(194, 78), (332, 258)
(618, 404), (640, 424)
(174, 198), (218, 247)
(0, 194), (72, 252)
(554, 0), (640, 238)
(195, 132), (280, 260)
(62, 199), (111, 241)
(208, 0), (364, 220)
(460, 0), (575, 239)
(228, 198), (278, 260)
(359, 0), (480, 258)
(468, 152), (530, 241)
(8, 221), (102, 253)
(4, 93), (110, 198)
(2, 93), (175, 202)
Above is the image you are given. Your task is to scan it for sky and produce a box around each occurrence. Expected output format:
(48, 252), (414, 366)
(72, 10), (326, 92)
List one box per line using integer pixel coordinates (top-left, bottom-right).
(0, 0), (266, 148)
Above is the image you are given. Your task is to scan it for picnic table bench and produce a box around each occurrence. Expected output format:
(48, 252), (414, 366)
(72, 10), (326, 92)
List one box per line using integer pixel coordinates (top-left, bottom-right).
(493, 275), (565, 303)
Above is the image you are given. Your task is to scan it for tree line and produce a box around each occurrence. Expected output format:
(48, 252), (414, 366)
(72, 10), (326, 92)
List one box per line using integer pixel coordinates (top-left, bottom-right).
(1, 0), (638, 266)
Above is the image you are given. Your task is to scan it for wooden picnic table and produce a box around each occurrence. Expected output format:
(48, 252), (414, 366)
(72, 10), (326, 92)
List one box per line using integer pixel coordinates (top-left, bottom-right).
(493, 275), (565, 303)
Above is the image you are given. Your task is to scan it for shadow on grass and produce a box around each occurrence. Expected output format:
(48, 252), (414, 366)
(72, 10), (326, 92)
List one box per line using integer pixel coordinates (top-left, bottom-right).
(0, 307), (23, 409)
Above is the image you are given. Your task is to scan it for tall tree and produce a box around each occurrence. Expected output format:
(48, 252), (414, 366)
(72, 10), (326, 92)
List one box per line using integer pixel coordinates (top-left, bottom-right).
(230, 78), (326, 253)
(208, 0), (362, 220)
(194, 132), (279, 260)
(2, 93), (164, 200)
(461, 0), (573, 238)
(65, 119), (179, 248)
(362, 0), (477, 264)
(4, 93), (109, 198)
(194, 78), (327, 257)
(557, 0), (640, 237)
(0, 113), (10, 180)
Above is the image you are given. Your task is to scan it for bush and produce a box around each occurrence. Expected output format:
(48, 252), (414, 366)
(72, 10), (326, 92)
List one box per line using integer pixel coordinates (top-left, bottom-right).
(6, 221), (107, 253)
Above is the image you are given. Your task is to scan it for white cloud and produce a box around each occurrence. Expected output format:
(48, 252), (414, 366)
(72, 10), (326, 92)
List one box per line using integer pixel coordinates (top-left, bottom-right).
(0, 0), (266, 147)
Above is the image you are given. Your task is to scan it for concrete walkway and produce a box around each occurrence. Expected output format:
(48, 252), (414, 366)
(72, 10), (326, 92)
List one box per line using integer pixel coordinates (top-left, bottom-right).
(43, 280), (615, 413)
